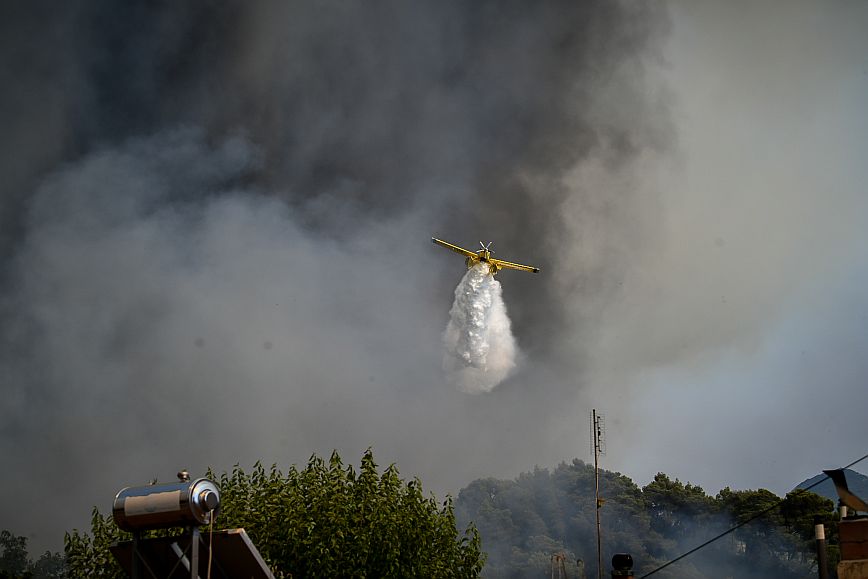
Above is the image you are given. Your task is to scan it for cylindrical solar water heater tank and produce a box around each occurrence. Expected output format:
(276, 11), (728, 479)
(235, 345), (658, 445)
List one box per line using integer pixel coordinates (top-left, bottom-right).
(113, 478), (220, 531)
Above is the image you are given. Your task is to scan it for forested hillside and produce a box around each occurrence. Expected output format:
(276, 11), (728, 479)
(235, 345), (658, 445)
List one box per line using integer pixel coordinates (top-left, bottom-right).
(456, 460), (837, 579)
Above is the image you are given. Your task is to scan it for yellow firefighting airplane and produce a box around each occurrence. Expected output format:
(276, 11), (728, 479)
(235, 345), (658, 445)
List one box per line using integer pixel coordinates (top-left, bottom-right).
(431, 237), (540, 275)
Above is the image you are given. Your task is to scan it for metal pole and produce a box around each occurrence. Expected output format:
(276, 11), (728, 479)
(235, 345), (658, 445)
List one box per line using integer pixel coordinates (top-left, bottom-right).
(131, 531), (142, 579)
(190, 527), (200, 579)
(594, 409), (603, 579)
(814, 517), (829, 579)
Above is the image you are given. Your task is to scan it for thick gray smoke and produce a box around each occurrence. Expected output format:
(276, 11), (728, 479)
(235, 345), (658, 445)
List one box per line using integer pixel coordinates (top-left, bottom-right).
(0, 0), (671, 547)
(3, 0), (867, 562)
(26, 0), (860, 558)
(443, 264), (517, 394)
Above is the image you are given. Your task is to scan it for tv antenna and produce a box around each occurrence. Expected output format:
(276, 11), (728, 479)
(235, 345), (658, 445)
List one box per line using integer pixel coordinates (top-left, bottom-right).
(590, 410), (606, 579)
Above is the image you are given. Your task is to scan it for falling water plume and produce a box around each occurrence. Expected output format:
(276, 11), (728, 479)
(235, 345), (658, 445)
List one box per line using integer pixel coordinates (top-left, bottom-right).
(443, 263), (518, 394)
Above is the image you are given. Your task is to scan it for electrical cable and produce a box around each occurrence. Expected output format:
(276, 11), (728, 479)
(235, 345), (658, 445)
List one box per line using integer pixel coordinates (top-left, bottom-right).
(638, 452), (868, 578)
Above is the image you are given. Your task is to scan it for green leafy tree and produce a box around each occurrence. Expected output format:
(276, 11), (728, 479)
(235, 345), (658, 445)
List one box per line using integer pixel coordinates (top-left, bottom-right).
(457, 460), (673, 579)
(65, 450), (483, 578)
(457, 462), (835, 579)
(779, 489), (839, 572)
(0, 530), (65, 579)
(643, 473), (717, 540)
(779, 489), (836, 543)
(0, 531), (29, 578)
(713, 487), (826, 577)
(26, 552), (66, 579)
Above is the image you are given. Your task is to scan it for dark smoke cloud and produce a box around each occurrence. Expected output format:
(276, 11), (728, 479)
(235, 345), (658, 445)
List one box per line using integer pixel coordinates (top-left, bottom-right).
(3, 0), (671, 343)
(0, 0), (672, 551)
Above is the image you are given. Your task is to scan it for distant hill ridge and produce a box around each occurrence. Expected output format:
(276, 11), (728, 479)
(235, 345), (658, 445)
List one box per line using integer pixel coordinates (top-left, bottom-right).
(796, 468), (868, 504)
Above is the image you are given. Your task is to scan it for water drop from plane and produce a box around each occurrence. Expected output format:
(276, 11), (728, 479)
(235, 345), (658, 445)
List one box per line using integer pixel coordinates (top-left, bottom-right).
(443, 263), (517, 393)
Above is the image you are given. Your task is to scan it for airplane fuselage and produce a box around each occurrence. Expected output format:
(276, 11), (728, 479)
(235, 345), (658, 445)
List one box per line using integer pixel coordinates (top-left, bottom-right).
(465, 251), (498, 274)
(432, 238), (539, 275)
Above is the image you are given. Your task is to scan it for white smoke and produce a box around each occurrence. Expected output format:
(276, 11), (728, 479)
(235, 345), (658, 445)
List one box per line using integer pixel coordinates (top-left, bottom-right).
(443, 263), (518, 394)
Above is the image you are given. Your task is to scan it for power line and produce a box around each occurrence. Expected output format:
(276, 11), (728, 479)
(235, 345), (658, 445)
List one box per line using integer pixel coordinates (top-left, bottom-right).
(638, 452), (868, 578)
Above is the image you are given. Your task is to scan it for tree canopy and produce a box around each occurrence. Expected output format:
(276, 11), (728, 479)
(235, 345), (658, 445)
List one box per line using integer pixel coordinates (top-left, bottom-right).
(14, 452), (841, 578)
(64, 450), (483, 578)
(0, 530), (65, 579)
(456, 460), (838, 579)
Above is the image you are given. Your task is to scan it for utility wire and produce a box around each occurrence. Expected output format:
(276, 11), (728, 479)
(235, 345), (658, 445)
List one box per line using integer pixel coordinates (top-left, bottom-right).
(639, 452), (868, 578)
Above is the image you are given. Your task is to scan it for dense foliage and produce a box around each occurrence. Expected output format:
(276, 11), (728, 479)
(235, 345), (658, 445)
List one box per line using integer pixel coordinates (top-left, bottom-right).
(64, 450), (484, 578)
(16, 454), (842, 578)
(0, 530), (65, 579)
(456, 460), (838, 579)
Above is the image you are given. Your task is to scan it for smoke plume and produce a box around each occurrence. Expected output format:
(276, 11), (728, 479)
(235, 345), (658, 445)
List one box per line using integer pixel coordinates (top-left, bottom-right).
(3, 0), (866, 560)
(443, 264), (517, 394)
(0, 0), (739, 554)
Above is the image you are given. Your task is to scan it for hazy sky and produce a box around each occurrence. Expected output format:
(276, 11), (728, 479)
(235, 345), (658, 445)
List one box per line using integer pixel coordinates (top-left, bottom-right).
(1, 0), (866, 553)
(599, 1), (868, 493)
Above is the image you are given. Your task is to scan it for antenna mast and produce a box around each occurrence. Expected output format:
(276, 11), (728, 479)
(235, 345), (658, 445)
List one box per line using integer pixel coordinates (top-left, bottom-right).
(591, 409), (606, 579)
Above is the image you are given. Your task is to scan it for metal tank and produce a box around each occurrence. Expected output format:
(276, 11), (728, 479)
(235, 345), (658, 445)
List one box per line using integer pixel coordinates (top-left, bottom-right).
(113, 474), (220, 531)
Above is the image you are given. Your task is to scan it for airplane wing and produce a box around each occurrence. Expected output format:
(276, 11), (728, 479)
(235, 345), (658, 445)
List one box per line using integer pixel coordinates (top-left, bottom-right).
(432, 238), (477, 258)
(490, 258), (540, 274)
